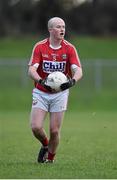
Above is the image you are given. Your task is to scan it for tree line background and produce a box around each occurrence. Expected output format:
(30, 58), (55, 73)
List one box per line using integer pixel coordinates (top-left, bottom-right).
(0, 0), (117, 37)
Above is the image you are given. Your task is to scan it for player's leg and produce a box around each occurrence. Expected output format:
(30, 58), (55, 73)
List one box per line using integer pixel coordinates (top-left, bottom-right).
(47, 111), (64, 162)
(30, 108), (49, 162)
(45, 90), (69, 162)
(30, 108), (48, 144)
(31, 88), (49, 144)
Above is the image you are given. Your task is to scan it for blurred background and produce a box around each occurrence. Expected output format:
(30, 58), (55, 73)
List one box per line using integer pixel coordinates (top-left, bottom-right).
(0, 0), (117, 112)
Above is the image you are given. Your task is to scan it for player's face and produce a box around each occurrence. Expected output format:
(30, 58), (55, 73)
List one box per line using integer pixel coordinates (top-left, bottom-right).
(50, 20), (65, 40)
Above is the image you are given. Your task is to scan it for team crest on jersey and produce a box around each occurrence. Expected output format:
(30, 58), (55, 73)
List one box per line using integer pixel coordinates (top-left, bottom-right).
(43, 60), (66, 73)
(62, 54), (67, 59)
(32, 99), (38, 106)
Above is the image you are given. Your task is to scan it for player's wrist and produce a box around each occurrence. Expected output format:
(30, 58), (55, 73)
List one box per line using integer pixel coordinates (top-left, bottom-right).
(38, 78), (53, 92)
(60, 78), (76, 91)
(71, 79), (76, 86)
(38, 78), (46, 85)
(38, 79), (43, 84)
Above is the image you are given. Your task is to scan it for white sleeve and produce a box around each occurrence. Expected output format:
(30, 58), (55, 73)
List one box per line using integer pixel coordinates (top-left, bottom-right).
(71, 64), (78, 74)
(33, 63), (39, 68)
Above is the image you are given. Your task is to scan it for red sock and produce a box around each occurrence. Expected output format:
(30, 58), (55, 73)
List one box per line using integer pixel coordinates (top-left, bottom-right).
(42, 137), (49, 147)
(48, 151), (56, 160)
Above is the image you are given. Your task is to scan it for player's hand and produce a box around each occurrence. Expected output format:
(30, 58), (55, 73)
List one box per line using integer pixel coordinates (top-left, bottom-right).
(60, 78), (76, 91)
(38, 79), (53, 92)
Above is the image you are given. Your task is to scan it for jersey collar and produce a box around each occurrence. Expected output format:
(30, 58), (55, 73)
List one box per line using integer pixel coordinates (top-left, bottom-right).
(48, 38), (62, 50)
(49, 44), (61, 50)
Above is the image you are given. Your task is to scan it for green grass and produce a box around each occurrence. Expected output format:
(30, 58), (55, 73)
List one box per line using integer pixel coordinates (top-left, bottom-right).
(0, 36), (117, 179)
(0, 86), (117, 112)
(71, 36), (117, 60)
(0, 35), (117, 59)
(0, 36), (117, 178)
(0, 36), (38, 58)
(0, 111), (117, 178)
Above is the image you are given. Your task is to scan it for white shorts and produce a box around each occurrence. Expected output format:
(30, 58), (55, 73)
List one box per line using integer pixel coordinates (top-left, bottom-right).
(32, 88), (69, 112)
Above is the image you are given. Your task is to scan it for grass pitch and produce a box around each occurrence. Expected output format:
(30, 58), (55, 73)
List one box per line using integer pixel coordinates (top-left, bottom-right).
(0, 36), (117, 59)
(0, 35), (117, 178)
(0, 111), (117, 179)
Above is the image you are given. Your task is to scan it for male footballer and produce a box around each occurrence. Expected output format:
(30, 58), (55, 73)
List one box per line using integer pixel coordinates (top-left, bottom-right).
(28, 17), (83, 163)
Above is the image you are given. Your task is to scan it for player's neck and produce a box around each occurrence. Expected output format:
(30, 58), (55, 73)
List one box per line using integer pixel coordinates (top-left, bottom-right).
(49, 37), (62, 49)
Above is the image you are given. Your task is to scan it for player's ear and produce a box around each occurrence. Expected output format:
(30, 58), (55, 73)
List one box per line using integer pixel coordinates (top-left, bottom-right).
(48, 28), (53, 33)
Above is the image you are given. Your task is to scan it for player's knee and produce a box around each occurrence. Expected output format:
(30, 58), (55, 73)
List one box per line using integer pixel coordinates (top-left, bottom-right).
(31, 123), (43, 133)
(50, 129), (60, 139)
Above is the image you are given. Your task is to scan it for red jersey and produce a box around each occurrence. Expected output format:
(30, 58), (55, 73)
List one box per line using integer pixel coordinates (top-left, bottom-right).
(29, 38), (81, 92)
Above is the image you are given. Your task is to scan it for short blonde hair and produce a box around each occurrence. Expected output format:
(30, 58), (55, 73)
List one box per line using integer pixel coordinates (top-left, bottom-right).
(48, 17), (65, 29)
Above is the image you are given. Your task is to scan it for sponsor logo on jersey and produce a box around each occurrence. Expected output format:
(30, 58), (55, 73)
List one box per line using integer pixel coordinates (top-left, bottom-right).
(42, 54), (49, 58)
(43, 60), (66, 73)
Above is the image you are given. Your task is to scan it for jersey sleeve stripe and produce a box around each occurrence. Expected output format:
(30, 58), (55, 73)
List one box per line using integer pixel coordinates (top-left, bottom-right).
(28, 39), (48, 66)
(63, 40), (81, 67)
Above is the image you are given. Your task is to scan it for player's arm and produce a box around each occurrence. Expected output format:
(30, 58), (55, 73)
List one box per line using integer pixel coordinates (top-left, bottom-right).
(60, 45), (83, 91)
(28, 65), (52, 92)
(71, 64), (83, 82)
(28, 65), (41, 83)
(28, 43), (52, 92)
(60, 65), (83, 91)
